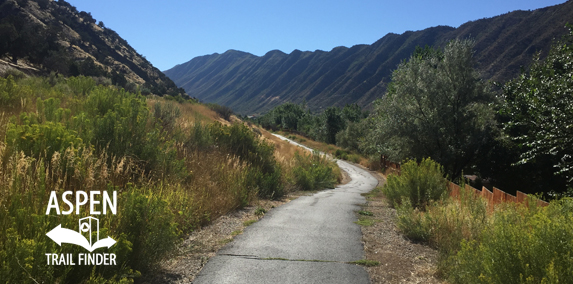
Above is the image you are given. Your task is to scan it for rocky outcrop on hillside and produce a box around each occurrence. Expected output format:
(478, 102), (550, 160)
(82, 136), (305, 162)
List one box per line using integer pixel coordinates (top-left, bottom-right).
(0, 0), (184, 96)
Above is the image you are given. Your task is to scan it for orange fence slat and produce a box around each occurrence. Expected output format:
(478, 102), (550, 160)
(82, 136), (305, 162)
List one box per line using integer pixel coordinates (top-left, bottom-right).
(493, 187), (504, 205)
(481, 187), (494, 212)
(516, 191), (527, 204)
(449, 182), (460, 199)
(465, 184), (479, 197)
(447, 183), (549, 209)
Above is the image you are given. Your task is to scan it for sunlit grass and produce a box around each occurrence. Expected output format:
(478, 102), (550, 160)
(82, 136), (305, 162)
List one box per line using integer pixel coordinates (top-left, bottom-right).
(0, 75), (345, 283)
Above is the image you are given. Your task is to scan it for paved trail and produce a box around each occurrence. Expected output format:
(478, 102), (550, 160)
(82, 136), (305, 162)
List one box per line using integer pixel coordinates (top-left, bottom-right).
(193, 135), (379, 284)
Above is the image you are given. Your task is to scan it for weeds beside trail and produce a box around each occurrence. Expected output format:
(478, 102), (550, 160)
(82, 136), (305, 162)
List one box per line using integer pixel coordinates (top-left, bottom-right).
(292, 151), (340, 191)
(383, 158), (573, 283)
(0, 75), (341, 283)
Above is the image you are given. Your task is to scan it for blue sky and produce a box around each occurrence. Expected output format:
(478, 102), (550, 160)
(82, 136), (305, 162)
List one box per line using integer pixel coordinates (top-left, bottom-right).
(66, 0), (566, 71)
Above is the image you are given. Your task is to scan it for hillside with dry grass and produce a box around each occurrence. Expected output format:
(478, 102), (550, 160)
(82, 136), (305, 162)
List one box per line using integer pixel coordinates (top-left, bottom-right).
(0, 0), (184, 97)
(0, 75), (341, 283)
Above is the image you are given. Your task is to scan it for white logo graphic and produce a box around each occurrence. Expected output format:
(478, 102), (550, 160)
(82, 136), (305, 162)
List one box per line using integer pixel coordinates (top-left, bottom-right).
(46, 217), (116, 252)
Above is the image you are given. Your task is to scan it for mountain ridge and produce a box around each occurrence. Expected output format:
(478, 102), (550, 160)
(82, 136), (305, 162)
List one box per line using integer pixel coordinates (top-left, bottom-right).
(165, 1), (573, 114)
(0, 0), (185, 96)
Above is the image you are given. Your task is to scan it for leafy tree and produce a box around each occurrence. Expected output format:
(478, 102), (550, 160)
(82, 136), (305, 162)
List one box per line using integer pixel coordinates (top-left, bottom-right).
(501, 25), (573, 183)
(319, 106), (345, 145)
(367, 40), (497, 178)
(296, 110), (318, 136)
(341, 103), (366, 123)
(111, 71), (127, 88)
(258, 102), (306, 131)
(336, 120), (367, 152)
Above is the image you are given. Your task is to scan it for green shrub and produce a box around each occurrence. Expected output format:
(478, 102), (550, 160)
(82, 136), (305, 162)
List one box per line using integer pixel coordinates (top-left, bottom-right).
(83, 86), (185, 179)
(347, 154), (360, 163)
(67, 76), (97, 96)
(0, 76), (31, 108)
(448, 198), (573, 284)
(118, 188), (179, 271)
(293, 151), (338, 191)
(186, 121), (213, 151)
(383, 158), (447, 210)
(334, 149), (348, 160)
(209, 122), (283, 199)
(5, 115), (84, 160)
(395, 179), (488, 260)
(396, 198), (432, 242)
(207, 103), (233, 121)
(248, 164), (283, 199)
(153, 101), (181, 133)
(333, 149), (361, 163)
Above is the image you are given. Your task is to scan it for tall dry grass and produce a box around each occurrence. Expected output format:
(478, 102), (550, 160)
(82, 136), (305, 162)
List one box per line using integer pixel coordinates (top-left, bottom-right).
(0, 75), (344, 283)
(0, 76), (262, 283)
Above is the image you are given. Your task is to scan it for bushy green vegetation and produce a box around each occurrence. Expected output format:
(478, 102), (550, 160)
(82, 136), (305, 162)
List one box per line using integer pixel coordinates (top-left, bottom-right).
(0, 75), (330, 283)
(366, 41), (497, 179)
(383, 158), (447, 210)
(257, 103), (367, 146)
(207, 103), (233, 121)
(389, 159), (573, 283)
(291, 151), (339, 191)
(334, 149), (360, 163)
(501, 25), (573, 183)
(396, 183), (488, 250)
(375, 32), (573, 283)
(397, 193), (573, 283)
(207, 122), (283, 199)
(262, 30), (573, 196)
(449, 198), (573, 284)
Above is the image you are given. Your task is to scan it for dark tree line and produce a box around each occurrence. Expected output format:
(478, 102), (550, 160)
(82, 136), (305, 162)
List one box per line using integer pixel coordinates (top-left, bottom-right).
(257, 102), (368, 146)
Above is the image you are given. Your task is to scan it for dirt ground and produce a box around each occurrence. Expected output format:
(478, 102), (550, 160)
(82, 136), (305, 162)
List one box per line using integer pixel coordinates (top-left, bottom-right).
(358, 169), (444, 284)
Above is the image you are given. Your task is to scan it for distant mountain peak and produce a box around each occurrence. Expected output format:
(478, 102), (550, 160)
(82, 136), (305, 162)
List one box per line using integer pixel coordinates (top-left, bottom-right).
(264, 49), (287, 56)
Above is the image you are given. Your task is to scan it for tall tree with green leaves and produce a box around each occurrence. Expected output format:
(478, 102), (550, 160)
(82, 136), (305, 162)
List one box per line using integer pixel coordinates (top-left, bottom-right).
(366, 40), (497, 178)
(501, 25), (573, 183)
(319, 106), (344, 145)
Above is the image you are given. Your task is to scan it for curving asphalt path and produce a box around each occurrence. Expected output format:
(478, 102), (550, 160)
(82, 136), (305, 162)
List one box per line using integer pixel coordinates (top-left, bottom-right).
(193, 135), (379, 284)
